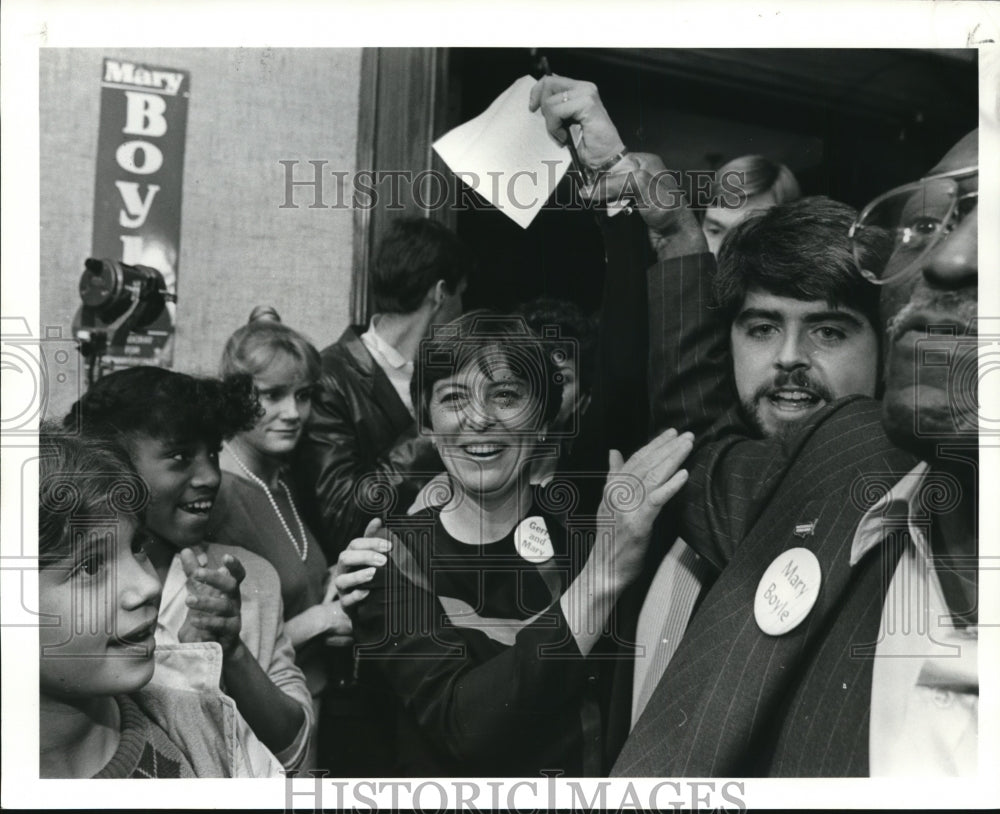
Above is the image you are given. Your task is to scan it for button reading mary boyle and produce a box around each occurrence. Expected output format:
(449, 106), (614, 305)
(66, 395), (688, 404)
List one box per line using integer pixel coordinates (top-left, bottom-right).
(514, 516), (554, 563)
(754, 547), (822, 636)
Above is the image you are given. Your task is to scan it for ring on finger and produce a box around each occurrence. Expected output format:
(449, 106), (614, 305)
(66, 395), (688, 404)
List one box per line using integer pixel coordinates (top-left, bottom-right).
(561, 92), (569, 104)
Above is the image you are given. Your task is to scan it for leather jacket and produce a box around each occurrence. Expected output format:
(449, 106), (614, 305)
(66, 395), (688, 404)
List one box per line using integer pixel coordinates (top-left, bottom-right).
(295, 326), (443, 559)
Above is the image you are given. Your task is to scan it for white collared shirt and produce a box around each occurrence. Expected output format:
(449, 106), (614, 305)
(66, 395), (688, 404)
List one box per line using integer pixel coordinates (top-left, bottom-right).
(851, 462), (978, 776)
(361, 315), (415, 416)
(631, 538), (708, 726)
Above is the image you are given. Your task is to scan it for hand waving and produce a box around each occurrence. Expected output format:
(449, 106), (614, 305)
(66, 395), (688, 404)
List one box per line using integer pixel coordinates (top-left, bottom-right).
(602, 428), (693, 589)
(528, 75), (626, 172)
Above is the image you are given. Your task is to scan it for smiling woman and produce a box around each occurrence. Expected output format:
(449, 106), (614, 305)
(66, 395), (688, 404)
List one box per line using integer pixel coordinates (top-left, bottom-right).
(343, 312), (694, 776)
(416, 313), (562, 527)
(66, 366), (315, 770)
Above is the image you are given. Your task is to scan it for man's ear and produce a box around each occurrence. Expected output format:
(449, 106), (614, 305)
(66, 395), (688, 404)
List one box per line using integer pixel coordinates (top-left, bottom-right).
(429, 279), (449, 311)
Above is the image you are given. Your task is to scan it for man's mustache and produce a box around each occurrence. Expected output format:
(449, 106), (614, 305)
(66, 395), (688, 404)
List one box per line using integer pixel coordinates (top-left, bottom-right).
(886, 289), (977, 343)
(750, 369), (836, 404)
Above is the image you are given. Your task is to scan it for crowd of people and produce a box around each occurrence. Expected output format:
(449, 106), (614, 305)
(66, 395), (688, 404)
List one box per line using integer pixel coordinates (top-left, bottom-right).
(38, 73), (979, 779)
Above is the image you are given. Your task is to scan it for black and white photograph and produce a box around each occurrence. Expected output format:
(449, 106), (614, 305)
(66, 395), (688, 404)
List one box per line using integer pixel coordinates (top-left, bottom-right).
(2, 0), (998, 809)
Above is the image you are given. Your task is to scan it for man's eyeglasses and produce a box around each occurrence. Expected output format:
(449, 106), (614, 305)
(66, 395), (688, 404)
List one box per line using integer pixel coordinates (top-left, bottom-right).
(848, 166), (978, 285)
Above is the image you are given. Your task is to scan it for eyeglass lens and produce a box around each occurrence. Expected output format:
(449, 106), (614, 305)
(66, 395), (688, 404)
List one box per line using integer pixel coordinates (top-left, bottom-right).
(853, 177), (963, 282)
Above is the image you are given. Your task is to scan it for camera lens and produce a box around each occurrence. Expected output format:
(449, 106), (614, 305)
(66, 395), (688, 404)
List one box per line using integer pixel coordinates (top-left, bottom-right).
(78, 259), (123, 309)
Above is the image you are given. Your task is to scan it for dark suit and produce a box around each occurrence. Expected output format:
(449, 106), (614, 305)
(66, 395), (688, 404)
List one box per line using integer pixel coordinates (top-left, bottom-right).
(612, 338), (919, 774)
(594, 231), (924, 775)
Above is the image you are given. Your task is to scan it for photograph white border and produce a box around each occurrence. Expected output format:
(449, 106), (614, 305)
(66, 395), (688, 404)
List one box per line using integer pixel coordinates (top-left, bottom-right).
(3, 0), (998, 808)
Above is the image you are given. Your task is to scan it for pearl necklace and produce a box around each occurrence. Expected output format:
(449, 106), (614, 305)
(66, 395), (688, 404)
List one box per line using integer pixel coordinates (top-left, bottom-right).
(226, 444), (309, 562)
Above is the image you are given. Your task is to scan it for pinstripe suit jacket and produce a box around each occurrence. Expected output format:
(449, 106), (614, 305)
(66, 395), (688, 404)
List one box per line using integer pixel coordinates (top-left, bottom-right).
(600, 244), (732, 768)
(612, 393), (919, 776)
(605, 243), (921, 776)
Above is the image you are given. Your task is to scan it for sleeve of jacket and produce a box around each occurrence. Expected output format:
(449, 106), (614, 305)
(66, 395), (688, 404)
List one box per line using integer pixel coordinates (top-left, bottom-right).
(556, 210), (656, 518)
(677, 408), (792, 570)
(646, 252), (732, 439)
(231, 548), (314, 770)
(264, 607), (314, 770)
(299, 371), (442, 559)
(590, 210), (656, 460)
(677, 398), (886, 572)
(139, 642), (285, 778)
(636, 251), (738, 572)
(350, 551), (588, 765)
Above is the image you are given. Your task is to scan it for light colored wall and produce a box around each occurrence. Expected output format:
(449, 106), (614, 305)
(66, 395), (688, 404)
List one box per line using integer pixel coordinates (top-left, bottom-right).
(40, 47), (362, 419)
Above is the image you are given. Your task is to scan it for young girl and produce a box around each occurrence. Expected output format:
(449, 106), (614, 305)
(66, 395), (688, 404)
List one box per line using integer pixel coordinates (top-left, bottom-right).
(67, 367), (313, 770)
(38, 429), (280, 777)
(343, 312), (692, 776)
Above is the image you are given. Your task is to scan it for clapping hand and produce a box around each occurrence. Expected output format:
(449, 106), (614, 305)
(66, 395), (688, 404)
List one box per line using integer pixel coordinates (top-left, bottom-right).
(332, 517), (394, 611)
(177, 548), (245, 658)
(603, 428), (693, 589)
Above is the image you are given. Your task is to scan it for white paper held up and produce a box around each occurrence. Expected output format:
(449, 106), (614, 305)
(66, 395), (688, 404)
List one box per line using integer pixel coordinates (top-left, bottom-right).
(433, 75), (571, 229)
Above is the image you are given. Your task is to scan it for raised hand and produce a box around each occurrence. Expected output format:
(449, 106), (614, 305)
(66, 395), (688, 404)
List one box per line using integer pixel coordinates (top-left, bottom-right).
(602, 428), (694, 589)
(559, 428), (693, 655)
(528, 75), (626, 171)
(178, 547), (245, 658)
(332, 517), (394, 611)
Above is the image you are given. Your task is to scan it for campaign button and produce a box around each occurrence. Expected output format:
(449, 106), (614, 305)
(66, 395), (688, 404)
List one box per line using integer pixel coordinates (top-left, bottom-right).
(514, 516), (554, 563)
(754, 547), (821, 636)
